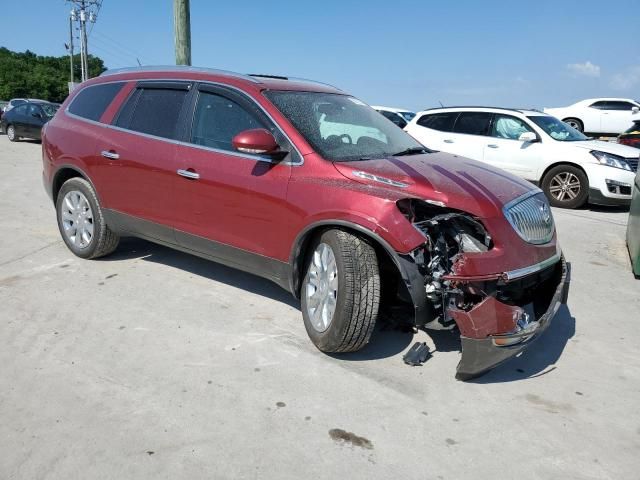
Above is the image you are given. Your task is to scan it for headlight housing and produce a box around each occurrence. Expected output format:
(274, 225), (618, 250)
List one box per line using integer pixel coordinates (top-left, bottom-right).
(591, 150), (632, 171)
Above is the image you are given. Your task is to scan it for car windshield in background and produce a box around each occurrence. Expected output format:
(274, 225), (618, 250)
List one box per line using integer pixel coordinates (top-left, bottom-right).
(400, 111), (416, 121)
(264, 91), (423, 161)
(40, 103), (59, 117)
(527, 115), (589, 141)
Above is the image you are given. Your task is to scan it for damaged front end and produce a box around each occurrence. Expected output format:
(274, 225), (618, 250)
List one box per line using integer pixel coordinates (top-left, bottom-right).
(396, 198), (570, 380)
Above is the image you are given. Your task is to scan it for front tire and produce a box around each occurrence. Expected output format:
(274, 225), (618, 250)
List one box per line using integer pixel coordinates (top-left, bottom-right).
(6, 124), (18, 141)
(56, 177), (120, 259)
(563, 118), (583, 132)
(541, 164), (589, 209)
(301, 229), (380, 353)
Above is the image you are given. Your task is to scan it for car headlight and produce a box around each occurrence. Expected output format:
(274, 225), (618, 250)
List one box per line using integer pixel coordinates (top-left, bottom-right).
(591, 150), (632, 171)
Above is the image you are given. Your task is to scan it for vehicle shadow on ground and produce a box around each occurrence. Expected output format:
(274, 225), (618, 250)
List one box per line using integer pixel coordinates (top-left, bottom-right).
(103, 237), (415, 359)
(468, 304), (576, 384)
(586, 204), (630, 213)
(101, 237), (299, 309)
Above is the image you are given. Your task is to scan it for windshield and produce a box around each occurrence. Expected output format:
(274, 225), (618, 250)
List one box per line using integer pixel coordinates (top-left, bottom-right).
(400, 111), (416, 121)
(264, 91), (423, 161)
(40, 104), (59, 117)
(527, 115), (589, 141)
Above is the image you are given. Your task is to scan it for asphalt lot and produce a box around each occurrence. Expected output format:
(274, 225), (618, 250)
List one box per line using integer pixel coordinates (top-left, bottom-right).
(1, 134), (639, 480)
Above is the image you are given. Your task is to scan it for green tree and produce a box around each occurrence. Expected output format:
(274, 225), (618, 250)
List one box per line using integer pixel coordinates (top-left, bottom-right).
(0, 47), (106, 103)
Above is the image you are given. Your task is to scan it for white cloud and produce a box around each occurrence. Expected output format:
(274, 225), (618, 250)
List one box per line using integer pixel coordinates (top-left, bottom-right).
(610, 66), (640, 91)
(566, 61), (601, 78)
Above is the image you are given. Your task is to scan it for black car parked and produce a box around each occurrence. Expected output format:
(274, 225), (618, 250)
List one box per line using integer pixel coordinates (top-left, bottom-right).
(1, 101), (59, 141)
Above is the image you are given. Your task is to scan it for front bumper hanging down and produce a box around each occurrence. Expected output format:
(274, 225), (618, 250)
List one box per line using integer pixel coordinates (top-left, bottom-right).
(453, 256), (570, 380)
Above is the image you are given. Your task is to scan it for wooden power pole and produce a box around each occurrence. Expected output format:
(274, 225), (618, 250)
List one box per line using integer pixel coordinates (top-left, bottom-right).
(173, 0), (191, 66)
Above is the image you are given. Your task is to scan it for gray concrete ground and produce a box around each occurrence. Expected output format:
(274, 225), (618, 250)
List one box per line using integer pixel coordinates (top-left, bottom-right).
(0, 135), (639, 480)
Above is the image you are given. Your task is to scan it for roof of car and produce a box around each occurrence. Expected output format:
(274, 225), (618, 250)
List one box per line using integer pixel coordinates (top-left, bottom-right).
(97, 66), (344, 94)
(577, 98), (638, 104)
(371, 106), (414, 113)
(414, 106), (545, 116)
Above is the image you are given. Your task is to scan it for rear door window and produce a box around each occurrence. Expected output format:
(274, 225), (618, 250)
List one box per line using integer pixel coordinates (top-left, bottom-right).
(379, 110), (407, 128)
(416, 112), (458, 132)
(590, 101), (609, 110)
(68, 82), (125, 122)
(115, 83), (190, 140)
(452, 112), (492, 136)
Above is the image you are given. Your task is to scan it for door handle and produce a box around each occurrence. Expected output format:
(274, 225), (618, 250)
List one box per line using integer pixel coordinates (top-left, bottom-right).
(443, 139), (454, 143)
(487, 144), (499, 148)
(101, 150), (120, 160)
(177, 169), (200, 180)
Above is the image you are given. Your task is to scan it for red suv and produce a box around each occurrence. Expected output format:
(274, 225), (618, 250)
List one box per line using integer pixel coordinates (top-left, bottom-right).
(42, 67), (569, 380)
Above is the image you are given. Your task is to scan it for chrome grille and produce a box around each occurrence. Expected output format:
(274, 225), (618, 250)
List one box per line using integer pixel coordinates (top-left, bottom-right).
(503, 191), (555, 245)
(627, 157), (638, 172)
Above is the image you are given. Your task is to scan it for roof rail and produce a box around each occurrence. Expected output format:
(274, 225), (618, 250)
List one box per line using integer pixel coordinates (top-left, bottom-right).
(287, 77), (342, 91)
(421, 106), (539, 113)
(249, 73), (341, 91)
(99, 65), (261, 83)
(249, 74), (289, 80)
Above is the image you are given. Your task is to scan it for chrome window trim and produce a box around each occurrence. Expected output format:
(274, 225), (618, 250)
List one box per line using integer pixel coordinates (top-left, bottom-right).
(504, 245), (562, 281)
(64, 77), (304, 166)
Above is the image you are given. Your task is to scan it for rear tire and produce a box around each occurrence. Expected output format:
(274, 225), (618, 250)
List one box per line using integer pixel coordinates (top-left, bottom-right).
(563, 118), (583, 132)
(56, 177), (120, 259)
(6, 124), (18, 141)
(301, 229), (380, 353)
(541, 164), (589, 209)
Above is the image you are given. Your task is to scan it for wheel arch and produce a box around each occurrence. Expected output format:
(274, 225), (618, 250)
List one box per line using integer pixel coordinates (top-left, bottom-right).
(539, 161), (588, 186)
(561, 117), (584, 129)
(51, 165), (101, 205)
(289, 220), (421, 321)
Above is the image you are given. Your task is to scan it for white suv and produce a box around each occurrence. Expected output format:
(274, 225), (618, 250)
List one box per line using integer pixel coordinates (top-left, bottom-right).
(371, 106), (415, 129)
(405, 107), (639, 208)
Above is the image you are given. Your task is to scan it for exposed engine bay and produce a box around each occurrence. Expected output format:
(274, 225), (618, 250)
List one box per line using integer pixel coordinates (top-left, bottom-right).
(395, 198), (567, 377)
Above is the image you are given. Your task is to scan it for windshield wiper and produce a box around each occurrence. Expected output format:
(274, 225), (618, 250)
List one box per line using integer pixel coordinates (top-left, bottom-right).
(392, 146), (429, 157)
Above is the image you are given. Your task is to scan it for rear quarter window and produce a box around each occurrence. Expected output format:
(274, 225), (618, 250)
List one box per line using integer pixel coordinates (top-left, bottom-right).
(416, 112), (458, 132)
(68, 82), (125, 122)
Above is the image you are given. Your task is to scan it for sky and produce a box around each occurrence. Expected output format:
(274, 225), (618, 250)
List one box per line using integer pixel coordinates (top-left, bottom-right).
(2, 0), (639, 111)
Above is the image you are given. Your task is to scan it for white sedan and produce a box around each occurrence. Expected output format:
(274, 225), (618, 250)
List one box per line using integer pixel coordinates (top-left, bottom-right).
(544, 98), (640, 135)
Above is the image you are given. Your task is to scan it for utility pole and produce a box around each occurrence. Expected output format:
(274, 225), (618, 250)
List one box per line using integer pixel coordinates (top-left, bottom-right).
(68, 1), (99, 82)
(173, 0), (191, 66)
(80, 7), (89, 81)
(67, 15), (74, 85)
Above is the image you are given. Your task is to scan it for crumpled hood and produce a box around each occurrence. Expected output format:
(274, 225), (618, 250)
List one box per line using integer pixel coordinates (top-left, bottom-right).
(333, 152), (537, 218)
(569, 140), (640, 158)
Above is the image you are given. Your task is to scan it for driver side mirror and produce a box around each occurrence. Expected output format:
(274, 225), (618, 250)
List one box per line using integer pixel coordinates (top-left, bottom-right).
(31, 112), (43, 120)
(518, 131), (538, 143)
(632, 106), (639, 114)
(232, 128), (287, 160)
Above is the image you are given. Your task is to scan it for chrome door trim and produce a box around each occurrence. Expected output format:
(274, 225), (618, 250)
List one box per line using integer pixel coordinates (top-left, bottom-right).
(177, 169), (200, 180)
(100, 150), (120, 160)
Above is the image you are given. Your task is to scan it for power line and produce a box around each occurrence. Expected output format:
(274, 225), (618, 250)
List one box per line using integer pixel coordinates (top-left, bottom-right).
(91, 30), (156, 65)
(67, 0), (100, 82)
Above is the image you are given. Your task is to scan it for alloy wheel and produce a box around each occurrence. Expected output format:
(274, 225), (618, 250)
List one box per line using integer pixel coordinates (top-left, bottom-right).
(566, 120), (581, 131)
(305, 242), (339, 333)
(7, 125), (15, 141)
(549, 172), (581, 202)
(61, 190), (94, 249)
